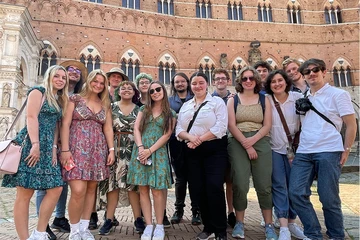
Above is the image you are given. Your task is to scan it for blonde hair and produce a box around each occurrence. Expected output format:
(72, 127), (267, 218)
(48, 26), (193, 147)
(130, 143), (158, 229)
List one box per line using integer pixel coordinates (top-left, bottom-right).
(43, 65), (69, 115)
(80, 69), (110, 111)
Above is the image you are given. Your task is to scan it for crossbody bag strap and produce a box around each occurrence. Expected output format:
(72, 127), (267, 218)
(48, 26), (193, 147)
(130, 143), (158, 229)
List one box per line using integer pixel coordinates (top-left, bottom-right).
(271, 95), (293, 144)
(186, 101), (208, 132)
(3, 94), (46, 140)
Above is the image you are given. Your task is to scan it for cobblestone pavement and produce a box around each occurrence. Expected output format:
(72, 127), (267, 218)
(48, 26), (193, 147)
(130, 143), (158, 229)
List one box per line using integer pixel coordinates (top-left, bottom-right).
(0, 172), (358, 240)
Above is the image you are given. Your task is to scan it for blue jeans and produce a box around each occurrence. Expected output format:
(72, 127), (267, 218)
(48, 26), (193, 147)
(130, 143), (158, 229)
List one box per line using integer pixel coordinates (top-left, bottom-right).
(289, 152), (344, 240)
(36, 182), (68, 218)
(272, 151), (297, 220)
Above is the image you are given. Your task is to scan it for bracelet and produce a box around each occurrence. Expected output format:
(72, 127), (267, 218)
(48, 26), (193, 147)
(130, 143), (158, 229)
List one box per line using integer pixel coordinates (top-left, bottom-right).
(61, 150), (70, 152)
(138, 145), (144, 148)
(148, 148), (152, 154)
(31, 141), (39, 144)
(53, 145), (58, 149)
(109, 147), (115, 151)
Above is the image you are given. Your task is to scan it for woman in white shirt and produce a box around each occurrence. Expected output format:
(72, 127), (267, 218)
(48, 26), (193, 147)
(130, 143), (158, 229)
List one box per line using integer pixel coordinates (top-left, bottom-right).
(264, 69), (306, 240)
(176, 72), (228, 240)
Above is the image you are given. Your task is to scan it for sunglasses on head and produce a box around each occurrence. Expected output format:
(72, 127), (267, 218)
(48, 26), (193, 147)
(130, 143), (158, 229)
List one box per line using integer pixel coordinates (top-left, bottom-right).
(241, 76), (255, 82)
(149, 87), (162, 95)
(302, 66), (321, 75)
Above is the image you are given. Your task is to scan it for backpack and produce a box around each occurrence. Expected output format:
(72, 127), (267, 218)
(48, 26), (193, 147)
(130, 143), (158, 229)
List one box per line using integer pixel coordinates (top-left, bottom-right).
(233, 93), (265, 114)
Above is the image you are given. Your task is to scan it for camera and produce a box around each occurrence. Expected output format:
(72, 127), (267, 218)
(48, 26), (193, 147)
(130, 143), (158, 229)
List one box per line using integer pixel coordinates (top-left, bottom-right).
(295, 97), (312, 115)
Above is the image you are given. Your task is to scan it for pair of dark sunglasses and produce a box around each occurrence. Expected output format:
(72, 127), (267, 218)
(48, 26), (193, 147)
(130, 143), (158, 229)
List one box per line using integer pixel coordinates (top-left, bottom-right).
(149, 87), (162, 95)
(302, 66), (321, 75)
(241, 76), (255, 82)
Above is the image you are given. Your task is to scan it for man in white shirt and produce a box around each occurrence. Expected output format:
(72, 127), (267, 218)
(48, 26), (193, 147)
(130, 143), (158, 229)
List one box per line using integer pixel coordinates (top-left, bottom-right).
(289, 58), (356, 240)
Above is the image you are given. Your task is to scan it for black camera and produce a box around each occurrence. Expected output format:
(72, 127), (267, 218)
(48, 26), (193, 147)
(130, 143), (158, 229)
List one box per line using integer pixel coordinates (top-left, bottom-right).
(295, 97), (312, 115)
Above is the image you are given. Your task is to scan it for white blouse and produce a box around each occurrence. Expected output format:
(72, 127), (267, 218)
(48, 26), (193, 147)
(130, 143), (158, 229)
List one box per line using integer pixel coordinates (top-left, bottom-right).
(176, 93), (228, 140)
(268, 91), (303, 154)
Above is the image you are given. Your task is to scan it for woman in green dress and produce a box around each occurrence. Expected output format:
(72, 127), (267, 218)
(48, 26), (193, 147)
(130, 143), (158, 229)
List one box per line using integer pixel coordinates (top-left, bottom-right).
(127, 81), (176, 240)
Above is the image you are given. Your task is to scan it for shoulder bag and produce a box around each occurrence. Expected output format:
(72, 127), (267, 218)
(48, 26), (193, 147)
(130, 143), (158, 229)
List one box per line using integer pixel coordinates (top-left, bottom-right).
(271, 95), (300, 159)
(0, 95), (45, 174)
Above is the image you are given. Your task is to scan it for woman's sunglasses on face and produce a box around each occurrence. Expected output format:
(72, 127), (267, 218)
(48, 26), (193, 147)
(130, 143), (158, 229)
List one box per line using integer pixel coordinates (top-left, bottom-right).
(302, 66), (321, 75)
(149, 87), (162, 95)
(241, 76), (255, 82)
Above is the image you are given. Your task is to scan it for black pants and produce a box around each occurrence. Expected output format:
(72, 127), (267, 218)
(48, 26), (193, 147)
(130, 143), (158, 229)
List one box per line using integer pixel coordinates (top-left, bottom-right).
(186, 137), (227, 235)
(169, 137), (199, 212)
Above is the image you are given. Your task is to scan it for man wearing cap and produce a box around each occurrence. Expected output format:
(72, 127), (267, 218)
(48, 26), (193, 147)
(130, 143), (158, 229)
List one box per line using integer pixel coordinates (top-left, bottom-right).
(107, 67), (129, 102)
(35, 60), (87, 239)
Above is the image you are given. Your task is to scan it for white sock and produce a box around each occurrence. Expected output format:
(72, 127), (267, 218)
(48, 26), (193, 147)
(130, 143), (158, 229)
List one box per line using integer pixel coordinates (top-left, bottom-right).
(144, 224), (153, 235)
(70, 221), (80, 233)
(34, 229), (46, 235)
(80, 219), (90, 232)
(156, 224), (164, 229)
(280, 227), (289, 231)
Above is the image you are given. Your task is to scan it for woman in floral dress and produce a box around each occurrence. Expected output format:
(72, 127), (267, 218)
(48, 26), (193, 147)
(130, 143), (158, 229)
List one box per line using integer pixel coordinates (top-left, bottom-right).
(98, 81), (146, 235)
(127, 81), (176, 240)
(2, 65), (69, 240)
(60, 69), (115, 240)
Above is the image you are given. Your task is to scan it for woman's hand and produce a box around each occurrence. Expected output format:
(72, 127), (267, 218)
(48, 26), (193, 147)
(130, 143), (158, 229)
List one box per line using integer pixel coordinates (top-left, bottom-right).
(60, 151), (72, 166)
(25, 143), (40, 167)
(187, 142), (198, 149)
(246, 147), (258, 160)
(52, 147), (58, 166)
(241, 136), (257, 149)
(188, 135), (202, 147)
(107, 151), (115, 165)
(138, 148), (152, 164)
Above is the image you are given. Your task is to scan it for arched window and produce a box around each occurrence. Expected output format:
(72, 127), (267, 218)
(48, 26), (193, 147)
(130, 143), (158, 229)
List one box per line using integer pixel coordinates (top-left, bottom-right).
(231, 57), (247, 85)
(120, 49), (141, 81)
(39, 41), (58, 76)
(196, 0), (212, 19)
(228, 2), (243, 20)
(258, 3), (272, 22)
(159, 62), (176, 85)
(158, 0), (174, 15)
(198, 65), (215, 82)
(287, 5), (301, 24)
(79, 45), (101, 73)
(325, 6), (342, 24)
(333, 67), (352, 87)
(122, 0), (140, 9)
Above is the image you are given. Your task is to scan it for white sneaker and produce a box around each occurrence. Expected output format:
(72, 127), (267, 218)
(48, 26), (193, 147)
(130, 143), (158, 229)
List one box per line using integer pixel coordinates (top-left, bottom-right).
(141, 225), (153, 240)
(272, 208), (280, 229)
(80, 229), (95, 240)
(260, 216), (266, 227)
(152, 226), (165, 240)
(288, 223), (306, 239)
(69, 231), (82, 240)
(278, 229), (291, 240)
(27, 230), (49, 240)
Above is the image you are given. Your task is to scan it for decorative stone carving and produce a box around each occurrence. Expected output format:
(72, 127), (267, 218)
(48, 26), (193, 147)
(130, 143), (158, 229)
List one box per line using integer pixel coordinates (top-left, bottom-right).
(220, 53), (228, 69)
(248, 48), (262, 66)
(0, 117), (9, 140)
(1, 83), (11, 107)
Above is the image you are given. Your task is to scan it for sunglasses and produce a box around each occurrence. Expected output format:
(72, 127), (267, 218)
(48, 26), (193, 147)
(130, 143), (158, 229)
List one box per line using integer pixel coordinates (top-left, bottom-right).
(68, 67), (81, 75)
(302, 66), (321, 75)
(241, 76), (255, 82)
(149, 87), (162, 95)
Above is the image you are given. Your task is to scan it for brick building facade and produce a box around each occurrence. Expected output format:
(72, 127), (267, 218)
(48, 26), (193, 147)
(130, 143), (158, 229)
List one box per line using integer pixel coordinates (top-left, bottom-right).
(0, 0), (358, 137)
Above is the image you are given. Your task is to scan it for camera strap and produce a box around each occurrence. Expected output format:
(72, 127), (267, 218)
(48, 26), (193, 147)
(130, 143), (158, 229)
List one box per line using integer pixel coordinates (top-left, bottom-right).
(310, 105), (336, 128)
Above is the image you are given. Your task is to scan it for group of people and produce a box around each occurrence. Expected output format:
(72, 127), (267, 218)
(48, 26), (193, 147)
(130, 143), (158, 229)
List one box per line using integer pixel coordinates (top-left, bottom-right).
(2, 57), (356, 240)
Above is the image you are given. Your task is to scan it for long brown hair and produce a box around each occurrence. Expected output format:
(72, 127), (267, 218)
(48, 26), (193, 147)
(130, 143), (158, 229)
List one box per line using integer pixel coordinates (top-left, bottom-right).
(139, 81), (173, 134)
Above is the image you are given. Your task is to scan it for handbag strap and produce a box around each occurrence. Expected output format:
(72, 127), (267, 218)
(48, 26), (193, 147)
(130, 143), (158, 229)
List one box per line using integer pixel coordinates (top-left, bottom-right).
(271, 95), (293, 144)
(186, 101), (208, 132)
(3, 94), (46, 140)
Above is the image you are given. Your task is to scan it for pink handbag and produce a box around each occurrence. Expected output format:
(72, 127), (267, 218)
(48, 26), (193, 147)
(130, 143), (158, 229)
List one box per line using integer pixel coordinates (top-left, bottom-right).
(0, 140), (22, 174)
(0, 95), (45, 174)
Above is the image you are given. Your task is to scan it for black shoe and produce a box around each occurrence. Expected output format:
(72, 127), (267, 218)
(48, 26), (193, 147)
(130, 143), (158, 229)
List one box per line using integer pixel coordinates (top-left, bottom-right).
(196, 231), (213, 240)
(134, 217), (145, 234)
(170, 210), (184, 224)
(46, 224), (57, 240)
(88, 212), (98, 230)
(215, 232), (227, 240)
(51, 217), (70, 233)
(163, 214), (171, 228)
(227, 212), (236, 228)
(103, 211), (119, 227)
(191, 211), (202, 226)
(99, 219), (113, 235)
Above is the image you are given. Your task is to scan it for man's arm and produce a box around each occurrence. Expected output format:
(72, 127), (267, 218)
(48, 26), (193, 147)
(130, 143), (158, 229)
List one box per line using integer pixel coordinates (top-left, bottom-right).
(340, 113), (357, 166)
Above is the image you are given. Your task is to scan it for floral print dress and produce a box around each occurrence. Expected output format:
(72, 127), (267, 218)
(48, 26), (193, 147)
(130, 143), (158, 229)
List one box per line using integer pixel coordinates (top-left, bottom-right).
(2, 86), (63, 190)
